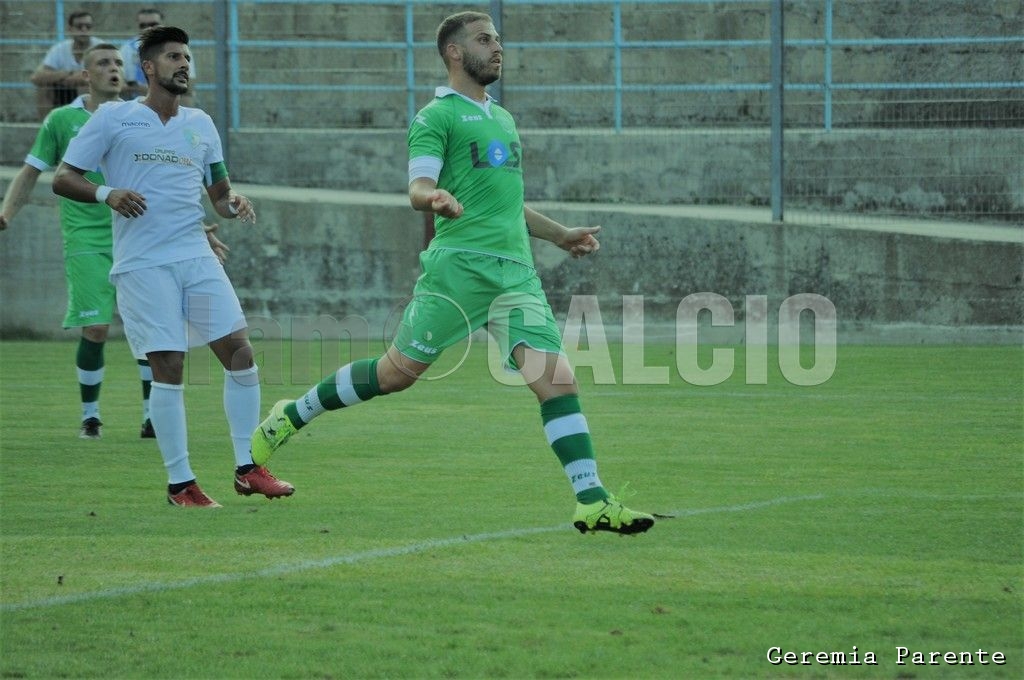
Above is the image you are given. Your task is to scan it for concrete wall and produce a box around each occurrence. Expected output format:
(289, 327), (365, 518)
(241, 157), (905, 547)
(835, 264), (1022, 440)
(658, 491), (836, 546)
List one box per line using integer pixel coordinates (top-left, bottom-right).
(4, 125), (1020, 222)
(2, 167), (1020, 344)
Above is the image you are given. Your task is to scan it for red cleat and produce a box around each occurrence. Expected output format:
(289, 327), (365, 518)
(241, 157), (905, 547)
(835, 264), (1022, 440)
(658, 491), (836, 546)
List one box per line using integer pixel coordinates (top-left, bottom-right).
(168, 482), (222, 508)
(234, 466), (295, 499)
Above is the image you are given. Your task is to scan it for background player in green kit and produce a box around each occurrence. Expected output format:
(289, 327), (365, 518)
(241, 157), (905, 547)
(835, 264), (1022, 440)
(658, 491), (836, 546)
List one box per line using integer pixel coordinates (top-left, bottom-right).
(252, 11), (654, 535)
(2, 43), (227, 441)
(2, 44), (157, 440)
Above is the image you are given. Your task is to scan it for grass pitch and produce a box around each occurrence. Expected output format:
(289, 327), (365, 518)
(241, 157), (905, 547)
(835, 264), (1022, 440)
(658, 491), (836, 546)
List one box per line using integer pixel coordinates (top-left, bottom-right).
(0, 339), (1021, 678)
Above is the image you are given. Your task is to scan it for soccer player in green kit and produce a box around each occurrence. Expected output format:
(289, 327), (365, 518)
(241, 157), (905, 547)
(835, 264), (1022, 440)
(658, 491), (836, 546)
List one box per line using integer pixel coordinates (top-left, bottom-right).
(252, 11), (654, 534)
(1, 44), (159, 439)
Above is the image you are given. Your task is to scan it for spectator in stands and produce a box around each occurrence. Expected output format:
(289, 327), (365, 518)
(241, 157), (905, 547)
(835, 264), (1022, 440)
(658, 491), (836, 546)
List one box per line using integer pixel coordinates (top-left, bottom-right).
(120, 7), (197, 106)
(30, 10), (105, 120)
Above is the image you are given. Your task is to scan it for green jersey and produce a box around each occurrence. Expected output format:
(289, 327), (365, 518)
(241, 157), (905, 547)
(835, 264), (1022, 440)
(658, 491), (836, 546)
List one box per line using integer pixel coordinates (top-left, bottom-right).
(408, 88), (532, 265)
(26, 96), (111, 257)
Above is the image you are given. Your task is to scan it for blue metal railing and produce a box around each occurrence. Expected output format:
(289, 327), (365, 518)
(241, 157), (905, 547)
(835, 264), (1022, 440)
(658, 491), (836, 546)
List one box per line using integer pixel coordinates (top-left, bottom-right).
(223, 0), (1024, 130)
(0, 0), (217, 92)
(2, 0), (1022, 131)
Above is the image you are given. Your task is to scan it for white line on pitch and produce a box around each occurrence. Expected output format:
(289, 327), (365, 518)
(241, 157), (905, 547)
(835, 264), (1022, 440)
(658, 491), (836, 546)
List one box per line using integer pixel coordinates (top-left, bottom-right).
(1, 494), (824, 612)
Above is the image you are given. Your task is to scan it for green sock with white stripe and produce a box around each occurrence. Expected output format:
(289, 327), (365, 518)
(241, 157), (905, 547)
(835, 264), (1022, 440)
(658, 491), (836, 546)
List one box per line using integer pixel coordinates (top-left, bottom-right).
(287, 358), (382, 428)
(76, 337), (104, 420)
(540, 394), (610, 504)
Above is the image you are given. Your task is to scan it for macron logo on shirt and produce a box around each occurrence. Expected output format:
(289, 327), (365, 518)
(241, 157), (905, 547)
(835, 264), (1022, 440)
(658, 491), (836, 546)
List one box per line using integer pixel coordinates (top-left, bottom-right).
(121, 120), (152, 128)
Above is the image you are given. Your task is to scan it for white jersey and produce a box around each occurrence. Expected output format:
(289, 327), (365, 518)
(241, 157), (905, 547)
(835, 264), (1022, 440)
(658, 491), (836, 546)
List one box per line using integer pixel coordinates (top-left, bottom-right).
(62, 99), (223, 275)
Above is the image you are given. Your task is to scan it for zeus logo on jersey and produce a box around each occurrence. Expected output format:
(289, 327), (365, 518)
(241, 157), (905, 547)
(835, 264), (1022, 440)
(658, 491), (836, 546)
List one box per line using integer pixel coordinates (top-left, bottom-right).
(470, 140), (521, 169)
(134, 147), (195, 167)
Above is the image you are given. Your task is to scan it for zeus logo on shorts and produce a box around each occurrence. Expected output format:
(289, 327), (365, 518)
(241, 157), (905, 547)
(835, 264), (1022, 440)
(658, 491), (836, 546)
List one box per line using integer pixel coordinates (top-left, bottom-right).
(470, 140), (521, 169)
(410, 339), (439, 355)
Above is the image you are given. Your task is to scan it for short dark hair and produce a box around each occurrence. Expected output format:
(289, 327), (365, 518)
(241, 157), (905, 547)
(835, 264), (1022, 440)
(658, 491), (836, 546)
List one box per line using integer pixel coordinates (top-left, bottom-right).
(67, 11), (92, 27)
(138, 25), (189, 65)
(436, 11), (492, 61)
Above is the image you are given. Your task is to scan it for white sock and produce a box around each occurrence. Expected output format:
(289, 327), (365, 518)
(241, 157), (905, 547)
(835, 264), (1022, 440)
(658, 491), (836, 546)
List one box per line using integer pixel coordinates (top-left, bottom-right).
(563, 459), (603, 496)
(81, 402), (100, 420)
(224, 365), (260, 467)
(78, 367), (104, 420)
(150, 382), (193, 484)
(295, 383), (326, 423)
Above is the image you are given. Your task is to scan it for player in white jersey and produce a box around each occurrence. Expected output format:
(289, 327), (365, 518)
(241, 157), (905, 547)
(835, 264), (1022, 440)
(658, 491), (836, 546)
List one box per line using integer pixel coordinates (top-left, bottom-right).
(53, 26), (293, 508)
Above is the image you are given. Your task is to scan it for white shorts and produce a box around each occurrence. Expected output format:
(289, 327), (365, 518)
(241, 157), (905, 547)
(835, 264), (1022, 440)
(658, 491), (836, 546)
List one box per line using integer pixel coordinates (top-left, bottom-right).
(112, 257), (247, 354)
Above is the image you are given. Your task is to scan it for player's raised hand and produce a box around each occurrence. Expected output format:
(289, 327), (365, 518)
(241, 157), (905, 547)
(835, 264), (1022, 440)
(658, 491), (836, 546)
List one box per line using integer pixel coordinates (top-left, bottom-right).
(105, 189), (147, 218)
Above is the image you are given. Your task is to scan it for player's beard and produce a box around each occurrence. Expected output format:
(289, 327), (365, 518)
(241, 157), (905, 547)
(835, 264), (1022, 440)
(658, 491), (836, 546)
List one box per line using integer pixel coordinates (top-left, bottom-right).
(157, 71), (189, 95)
(464, 52), (500, 86)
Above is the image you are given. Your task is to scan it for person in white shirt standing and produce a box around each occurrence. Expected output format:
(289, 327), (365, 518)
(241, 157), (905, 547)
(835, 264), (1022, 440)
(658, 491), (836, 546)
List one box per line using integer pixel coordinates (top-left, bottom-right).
(30, 11), (105, 119)
(53, 26), (293, 508)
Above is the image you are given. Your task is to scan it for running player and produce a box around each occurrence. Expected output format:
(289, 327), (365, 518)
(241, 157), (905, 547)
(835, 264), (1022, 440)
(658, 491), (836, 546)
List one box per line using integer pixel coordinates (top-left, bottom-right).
(251, 11), (654, 535)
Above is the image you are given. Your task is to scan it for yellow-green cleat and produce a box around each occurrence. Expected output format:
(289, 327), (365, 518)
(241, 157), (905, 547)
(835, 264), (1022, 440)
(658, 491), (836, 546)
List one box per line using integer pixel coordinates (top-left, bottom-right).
(251, 399), (297, 466)
(573, 496), (655, 535)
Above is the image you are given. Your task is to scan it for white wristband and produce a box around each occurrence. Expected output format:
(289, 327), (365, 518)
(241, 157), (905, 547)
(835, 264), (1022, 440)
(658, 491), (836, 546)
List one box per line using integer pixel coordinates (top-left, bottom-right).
(95, 185), (113, 204)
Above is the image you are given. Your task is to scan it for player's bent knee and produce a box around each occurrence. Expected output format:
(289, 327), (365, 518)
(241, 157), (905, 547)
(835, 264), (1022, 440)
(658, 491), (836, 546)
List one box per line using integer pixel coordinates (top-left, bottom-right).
(377, 351), (428, 394)
(81, 324), (110, 343)
(147, 351), (186, 384)
(377, 367), (419, 395)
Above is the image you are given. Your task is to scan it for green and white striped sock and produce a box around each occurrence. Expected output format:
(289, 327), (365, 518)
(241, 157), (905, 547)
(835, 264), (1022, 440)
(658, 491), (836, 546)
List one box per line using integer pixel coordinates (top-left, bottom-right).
(540, 394), (609, 504)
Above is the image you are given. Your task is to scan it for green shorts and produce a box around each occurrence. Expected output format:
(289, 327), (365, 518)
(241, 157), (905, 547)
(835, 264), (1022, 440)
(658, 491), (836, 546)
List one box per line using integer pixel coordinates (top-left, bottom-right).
(63, 252), (116, 328)
(393, 249), (563, 367)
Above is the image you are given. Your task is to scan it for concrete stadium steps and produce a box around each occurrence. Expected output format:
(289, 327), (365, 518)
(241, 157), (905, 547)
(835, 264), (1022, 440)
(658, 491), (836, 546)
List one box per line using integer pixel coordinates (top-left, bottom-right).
(1, 1), (1019, 126)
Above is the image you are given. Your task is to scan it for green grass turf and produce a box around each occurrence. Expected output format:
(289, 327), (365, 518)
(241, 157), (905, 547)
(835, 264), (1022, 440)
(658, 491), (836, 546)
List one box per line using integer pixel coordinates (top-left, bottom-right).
(1, 339), (1021, 678)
